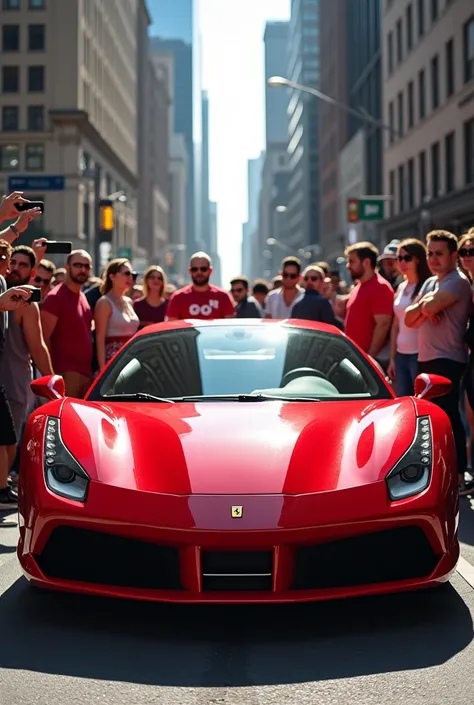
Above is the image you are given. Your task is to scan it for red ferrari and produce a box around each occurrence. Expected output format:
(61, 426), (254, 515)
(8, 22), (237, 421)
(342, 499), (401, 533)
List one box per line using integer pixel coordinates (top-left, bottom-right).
(18, 319), (459, 603)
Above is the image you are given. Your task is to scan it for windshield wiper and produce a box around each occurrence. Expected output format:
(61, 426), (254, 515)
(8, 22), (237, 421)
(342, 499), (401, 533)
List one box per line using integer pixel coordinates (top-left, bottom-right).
(170, 394), (321, 403)
(101, 393), (175, 403)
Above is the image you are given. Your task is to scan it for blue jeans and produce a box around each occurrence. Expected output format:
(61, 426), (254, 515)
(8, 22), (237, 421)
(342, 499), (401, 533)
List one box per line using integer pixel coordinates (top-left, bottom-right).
(395, 352), (418, 396)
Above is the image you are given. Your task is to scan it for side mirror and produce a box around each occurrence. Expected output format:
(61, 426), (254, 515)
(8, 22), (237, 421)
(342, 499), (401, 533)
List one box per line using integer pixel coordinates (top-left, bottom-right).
(414, 373), (452, 401)
(31, 374), (66, 401)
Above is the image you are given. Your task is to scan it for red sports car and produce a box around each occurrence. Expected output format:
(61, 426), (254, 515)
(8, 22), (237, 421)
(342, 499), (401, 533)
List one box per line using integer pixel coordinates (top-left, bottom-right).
(18, 319), (459, 603)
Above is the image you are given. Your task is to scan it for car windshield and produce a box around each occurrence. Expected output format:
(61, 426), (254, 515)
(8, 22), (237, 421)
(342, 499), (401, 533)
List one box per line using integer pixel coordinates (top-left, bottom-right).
(89, 324), (391, 402)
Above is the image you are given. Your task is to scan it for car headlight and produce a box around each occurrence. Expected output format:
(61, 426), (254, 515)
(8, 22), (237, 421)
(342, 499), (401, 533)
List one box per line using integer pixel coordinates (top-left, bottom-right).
(386, 416), (432, 501)
(44, 417), (89, 502)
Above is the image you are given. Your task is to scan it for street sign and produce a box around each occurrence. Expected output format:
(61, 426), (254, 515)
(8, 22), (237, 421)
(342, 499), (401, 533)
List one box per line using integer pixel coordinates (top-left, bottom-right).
(358, 199), (384, 221)
(347, 198), (359, 223)
(8, 175), (65, 191)
(117, 246), (132, 259)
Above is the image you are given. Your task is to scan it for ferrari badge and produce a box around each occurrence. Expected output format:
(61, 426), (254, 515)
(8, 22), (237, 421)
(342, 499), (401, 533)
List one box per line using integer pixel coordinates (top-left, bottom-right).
(231, 506), (243, 518)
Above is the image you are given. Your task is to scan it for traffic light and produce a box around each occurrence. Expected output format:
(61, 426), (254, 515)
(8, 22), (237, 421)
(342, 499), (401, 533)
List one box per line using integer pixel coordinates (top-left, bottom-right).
(347, 198), (359, 223)
(99, 199), (114, 243)
(166, 252), (174, 267)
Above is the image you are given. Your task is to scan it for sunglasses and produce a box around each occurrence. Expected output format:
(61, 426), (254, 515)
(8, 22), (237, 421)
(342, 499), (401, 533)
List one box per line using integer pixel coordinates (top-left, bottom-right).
(459, 248), (474, 258)
(304, 275), (322, 282)
(34, 275), (51, 285)
(190, 266), (209, 273)
(282, 272), (298, 279)
(397, 254), (413, 262)
(121, 270), (133, 277)
(72, 262), (91, 270)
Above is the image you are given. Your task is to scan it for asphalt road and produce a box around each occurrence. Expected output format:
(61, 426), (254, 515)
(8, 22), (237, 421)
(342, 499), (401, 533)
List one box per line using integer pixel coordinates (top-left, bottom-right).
(2, 503), (474, 705)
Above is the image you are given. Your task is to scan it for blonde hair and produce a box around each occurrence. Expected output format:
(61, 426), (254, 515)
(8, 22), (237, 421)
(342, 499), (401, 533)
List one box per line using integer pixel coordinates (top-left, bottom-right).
(100, 258), (130, 295)
(142, 265), (166, 298)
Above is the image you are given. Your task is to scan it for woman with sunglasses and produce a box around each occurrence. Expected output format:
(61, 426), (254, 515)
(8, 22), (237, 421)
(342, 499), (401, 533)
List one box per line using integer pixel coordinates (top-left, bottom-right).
(94, 258), (139, 370)
(133, 265), (168, 328)
(387, 238), (431, 395)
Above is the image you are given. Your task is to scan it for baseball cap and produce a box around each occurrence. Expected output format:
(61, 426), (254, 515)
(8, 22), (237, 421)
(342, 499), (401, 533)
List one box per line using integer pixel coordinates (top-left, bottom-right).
(377, 240), (400, 262)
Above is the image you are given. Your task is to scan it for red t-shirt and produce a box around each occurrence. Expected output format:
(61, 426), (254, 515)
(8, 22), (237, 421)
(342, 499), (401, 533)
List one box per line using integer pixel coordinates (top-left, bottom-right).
(166, 284), (235, 320)
(41, 283), (93, 377)
(344, 274), (394, 352)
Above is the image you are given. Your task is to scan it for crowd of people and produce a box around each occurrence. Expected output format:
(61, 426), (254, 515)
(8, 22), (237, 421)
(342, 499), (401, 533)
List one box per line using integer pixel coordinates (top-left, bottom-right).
(1, 190), (474, 511)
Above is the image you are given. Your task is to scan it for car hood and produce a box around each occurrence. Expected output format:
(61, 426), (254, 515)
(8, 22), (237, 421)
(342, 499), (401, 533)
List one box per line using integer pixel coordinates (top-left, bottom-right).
(58, 397), (416, 495)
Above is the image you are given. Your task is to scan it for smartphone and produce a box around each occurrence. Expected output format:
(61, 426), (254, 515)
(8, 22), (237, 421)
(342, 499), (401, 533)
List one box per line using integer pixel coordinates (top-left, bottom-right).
(28, 288), (41, 303)
(45, 241), (72, 254)
(15, 201), (44, 214)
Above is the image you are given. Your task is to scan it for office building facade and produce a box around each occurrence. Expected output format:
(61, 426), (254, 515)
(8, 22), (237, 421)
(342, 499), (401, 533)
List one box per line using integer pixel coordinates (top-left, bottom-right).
(0, 0), (141, 270)
(380, 0), (474, 243)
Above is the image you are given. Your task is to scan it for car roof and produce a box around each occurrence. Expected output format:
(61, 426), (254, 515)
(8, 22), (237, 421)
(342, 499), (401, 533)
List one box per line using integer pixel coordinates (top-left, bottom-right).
(133, 318), (346, 339)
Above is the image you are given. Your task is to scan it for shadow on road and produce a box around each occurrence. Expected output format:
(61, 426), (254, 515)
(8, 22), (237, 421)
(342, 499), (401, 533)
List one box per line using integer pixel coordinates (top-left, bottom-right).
(0, 576), (472, 687)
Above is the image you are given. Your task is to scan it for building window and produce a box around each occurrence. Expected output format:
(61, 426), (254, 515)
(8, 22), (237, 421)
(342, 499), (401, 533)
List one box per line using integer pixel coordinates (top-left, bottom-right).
(27, 104), (44, 130)
(0, 144), (19, 170)
(431, 142), (440, 198)
(408, 159), (415, 209)
(2, 24), (20, 51)
(465, 118), (474, 184)
(419, 150), (427, 201)
(446, 39), (455, 97)
(445, 132), (455, 193)
(3, 0), (20, 8)
(431, 55), (439, 109)
(431, 0), (438, 22)
(396, 19), (403, 63)
(398, 164), (405, 213)
(418, 69), (425, 119)
(417, 0), (424, 37)
(29, 0), (46, 7)
(397, 91), (404, 136)
(389, 171), (395, 216)
(408, 81), (414, 128)
(406, 4), (413, 52)
(25, 143), (44, 170)
(28, 65), (44, 91)
(2, 106), (19, 130)
(387, 32), (393, 74)
(2, 65), (19, 92)
(464, 16), (474, 84)
(28, 24), (45, 51)
(389, 101), (394, 143)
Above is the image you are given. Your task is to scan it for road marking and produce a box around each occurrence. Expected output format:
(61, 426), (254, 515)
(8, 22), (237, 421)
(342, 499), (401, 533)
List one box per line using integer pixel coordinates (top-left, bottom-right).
(456, 555), (474, 589)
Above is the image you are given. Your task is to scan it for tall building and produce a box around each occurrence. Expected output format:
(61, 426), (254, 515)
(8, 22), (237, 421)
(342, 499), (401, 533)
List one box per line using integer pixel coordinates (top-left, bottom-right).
(242, 153), (263, 277)
(346, 0), (383, 199)
(256, 21), (290, 277)
(264, 22), (290, 146)
(0, 0), (141, 271)
(286, 0), (320, 255)
(318, 0), (349, 261)
(380, 0), (474, 243)
(149, 0), (202, 258)
(137, 2), (170, 270)
(201, 90), (210, 251)
(208, 200), (221, 287)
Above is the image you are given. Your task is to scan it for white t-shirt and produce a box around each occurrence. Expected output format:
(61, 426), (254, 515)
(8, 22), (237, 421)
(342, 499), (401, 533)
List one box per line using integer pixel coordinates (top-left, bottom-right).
(265, 286), (304, 319)
(393, 280), (419, 355)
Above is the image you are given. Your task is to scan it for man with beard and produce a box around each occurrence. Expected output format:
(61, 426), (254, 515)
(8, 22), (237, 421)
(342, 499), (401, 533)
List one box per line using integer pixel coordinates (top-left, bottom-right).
(166, 252), (235, 321)
(343, 242), (394, 360)
(0, 245), (53, 439)
(41, 249), (93, 398)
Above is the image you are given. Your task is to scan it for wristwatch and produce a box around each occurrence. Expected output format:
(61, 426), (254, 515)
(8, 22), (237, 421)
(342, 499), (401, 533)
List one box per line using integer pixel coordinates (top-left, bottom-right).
(9, 224), (19, 237)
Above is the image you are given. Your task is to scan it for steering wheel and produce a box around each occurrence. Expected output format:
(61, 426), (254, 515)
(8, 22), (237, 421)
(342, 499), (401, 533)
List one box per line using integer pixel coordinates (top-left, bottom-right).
(281, 367), (330, 386)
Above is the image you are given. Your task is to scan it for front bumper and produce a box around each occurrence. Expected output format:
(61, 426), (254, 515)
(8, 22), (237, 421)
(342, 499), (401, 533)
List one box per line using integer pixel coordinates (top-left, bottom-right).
(17, 478), (459, 603)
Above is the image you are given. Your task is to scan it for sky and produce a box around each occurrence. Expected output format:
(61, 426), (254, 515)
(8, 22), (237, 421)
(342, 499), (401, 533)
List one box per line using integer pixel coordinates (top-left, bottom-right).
(199, 0), (291, 284)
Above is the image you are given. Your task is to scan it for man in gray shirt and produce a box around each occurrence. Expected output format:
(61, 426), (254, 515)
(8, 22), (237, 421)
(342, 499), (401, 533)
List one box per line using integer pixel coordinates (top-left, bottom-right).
(405, 229), (472, 494)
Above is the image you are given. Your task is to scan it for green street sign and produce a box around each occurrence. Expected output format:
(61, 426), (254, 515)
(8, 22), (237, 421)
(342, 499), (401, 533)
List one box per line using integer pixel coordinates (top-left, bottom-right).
(358, 199), (384, 221)
(117, 246), (132, 259)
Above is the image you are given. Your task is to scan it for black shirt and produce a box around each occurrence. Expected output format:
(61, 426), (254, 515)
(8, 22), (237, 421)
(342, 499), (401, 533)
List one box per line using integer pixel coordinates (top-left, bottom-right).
(292, 290), (342, 328)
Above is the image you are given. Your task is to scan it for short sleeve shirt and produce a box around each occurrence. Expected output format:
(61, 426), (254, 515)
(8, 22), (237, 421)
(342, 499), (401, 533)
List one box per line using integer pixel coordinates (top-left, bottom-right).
(41, 283), (93, 376)
(166, 284), (235, 320)
(265, 287), (304, 319)
(344, 273), (394, 352)
(417, 269), (472, 364)
(133, 297), (168, 325)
